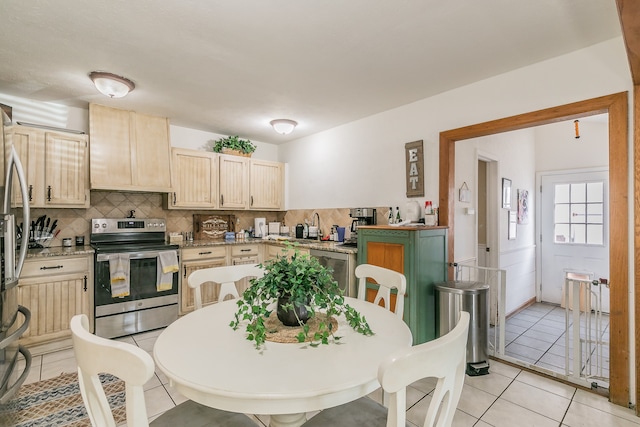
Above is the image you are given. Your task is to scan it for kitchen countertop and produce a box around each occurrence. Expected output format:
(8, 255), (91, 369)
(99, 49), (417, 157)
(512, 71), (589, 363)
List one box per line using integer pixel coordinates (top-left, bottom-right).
(180, 237), (357, 254)
(26, 245), (95, 259)
(357, 224), (448, 231)
(24, 238), (358, 259)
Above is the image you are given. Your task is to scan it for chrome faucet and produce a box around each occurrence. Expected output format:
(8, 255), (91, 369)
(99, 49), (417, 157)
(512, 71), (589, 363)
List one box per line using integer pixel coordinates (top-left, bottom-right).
(312, 212), (321, 240)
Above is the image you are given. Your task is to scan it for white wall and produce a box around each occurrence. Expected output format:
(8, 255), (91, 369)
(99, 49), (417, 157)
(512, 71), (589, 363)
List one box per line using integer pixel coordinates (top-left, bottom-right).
(280, 37), (631, 213)
(456, 129), (537, 313)
(169, 125), (279, 161)
(0, 93), (89, 132)
(535, 116), (609, 172)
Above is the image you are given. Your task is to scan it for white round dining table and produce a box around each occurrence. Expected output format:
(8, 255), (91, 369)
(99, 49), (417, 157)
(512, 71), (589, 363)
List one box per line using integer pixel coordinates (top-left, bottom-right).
(153, 297), (412, 427)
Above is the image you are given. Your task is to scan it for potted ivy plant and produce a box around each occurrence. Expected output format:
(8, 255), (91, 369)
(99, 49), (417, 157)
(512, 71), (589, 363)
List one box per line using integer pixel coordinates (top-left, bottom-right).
(211, 135), (256, 157)
(230, 244), (373, 349)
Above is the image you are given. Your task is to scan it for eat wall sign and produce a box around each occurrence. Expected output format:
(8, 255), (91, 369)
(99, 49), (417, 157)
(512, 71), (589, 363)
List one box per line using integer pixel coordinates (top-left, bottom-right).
(405, 140), (424, 197)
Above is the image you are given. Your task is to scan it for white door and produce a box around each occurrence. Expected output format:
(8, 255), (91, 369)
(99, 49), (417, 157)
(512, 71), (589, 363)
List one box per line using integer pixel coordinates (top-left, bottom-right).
(540, 170), (609, 312)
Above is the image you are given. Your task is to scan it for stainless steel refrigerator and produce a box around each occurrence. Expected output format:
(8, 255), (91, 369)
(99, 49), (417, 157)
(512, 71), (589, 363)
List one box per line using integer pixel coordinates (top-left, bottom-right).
(0, 103), (31, 404)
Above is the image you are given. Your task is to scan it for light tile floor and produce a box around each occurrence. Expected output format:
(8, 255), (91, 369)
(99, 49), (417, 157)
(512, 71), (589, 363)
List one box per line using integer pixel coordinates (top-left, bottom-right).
(21, 325), (637, 427)
(494, 302), (610, 384)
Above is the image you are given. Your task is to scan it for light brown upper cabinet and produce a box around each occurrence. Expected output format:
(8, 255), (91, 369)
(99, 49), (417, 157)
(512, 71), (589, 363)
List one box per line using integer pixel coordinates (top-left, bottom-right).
(249, 159), (284, 210)
(5, 125), (89, 208)
(165, 148), (285, 211)
(167, 147), (218, 209)
(89, 104), (172, 192)
(218, 154), (248, 209)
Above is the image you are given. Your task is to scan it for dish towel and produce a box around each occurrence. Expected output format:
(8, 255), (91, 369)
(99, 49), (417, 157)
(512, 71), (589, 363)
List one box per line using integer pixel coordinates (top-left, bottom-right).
(157, 251), (179, 291)
(109, 254), (130, 297)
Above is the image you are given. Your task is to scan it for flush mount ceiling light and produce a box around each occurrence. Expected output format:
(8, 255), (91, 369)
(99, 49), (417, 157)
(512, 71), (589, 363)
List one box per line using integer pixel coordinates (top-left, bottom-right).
(270, 119), (298, 135)
(89, 71), (135, 98)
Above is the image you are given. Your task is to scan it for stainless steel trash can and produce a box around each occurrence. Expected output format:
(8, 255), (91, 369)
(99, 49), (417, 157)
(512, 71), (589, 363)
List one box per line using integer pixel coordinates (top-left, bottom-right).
(436, 281), (490, 376)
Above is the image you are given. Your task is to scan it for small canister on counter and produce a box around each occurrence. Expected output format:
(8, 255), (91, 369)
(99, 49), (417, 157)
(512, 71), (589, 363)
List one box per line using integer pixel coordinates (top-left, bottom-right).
(62, 238), (72, 247)
(75, 236), (84, 246)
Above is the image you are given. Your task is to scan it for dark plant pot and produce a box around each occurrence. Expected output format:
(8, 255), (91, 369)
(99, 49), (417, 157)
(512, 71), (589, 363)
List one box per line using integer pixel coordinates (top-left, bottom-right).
(277, 295), (310, 326)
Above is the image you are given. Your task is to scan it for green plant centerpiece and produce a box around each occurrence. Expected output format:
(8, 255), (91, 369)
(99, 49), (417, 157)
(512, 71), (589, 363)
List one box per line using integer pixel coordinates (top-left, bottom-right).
(230, 244), (373, 348)
(211, 135), (256, 155)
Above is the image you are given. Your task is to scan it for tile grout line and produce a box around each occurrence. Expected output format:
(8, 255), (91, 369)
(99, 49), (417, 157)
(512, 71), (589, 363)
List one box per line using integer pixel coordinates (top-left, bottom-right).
(470, 373), (518, 425)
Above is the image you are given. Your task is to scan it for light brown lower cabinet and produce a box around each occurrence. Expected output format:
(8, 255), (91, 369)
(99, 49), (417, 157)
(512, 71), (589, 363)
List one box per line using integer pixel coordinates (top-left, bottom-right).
(18, 255), (93, 355)
(180, 246), (227, 314)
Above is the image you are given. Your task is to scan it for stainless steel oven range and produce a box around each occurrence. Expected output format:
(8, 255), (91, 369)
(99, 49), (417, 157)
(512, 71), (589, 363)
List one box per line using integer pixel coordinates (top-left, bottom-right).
(91, 218), (179, 338)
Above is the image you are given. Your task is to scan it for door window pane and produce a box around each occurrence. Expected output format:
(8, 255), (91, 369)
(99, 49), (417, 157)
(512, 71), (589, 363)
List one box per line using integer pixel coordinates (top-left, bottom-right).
(571, 224), (586, 244)
(554, 204), (570, 223)
(587, 182), (603, 202)
(570, 204), (586, 223)
(553, 181), (604, 245)
(554, 224), (570, 243)
(555, 184), (570, 203)
(571, 183), (586, 203)
(587, 204), (603, 224)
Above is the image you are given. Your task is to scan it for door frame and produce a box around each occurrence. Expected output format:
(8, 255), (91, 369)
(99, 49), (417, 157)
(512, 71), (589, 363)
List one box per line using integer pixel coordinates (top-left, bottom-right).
(438, 92), (629, 406)
(476, 151), (499, 270)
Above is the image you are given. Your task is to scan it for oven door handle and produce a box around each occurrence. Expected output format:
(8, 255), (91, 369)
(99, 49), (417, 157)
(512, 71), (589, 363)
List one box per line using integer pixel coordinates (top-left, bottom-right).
(96, 250), (178, 262)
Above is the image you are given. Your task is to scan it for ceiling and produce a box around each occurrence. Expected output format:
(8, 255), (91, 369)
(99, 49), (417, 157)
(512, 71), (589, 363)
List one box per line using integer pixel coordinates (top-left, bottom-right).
(0, 1), (622, 144)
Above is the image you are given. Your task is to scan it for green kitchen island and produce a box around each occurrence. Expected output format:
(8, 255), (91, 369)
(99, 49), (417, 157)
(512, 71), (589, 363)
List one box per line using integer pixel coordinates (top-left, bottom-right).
(356, 225), (448, 344)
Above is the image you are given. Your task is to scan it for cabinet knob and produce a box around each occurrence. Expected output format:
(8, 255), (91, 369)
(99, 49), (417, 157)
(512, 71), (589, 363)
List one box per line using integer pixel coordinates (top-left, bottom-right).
(47, 185), (52, 201)
(28, 184), (33, 201)
(173, 192), (177, 205)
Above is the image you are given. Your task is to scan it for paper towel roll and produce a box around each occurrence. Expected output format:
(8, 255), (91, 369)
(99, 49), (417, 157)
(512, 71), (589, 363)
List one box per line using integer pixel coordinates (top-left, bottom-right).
(254, 218), (266, 237)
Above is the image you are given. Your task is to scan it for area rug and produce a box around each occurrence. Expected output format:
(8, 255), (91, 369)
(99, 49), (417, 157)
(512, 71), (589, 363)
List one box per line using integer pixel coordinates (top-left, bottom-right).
(0, 372), (126, 427)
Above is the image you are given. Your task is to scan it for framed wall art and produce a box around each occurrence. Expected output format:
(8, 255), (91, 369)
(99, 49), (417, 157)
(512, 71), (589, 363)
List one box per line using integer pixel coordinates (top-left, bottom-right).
(502, 178), (512, 209)
(405, 140), (424, 197)
(517, 189), (529, 224)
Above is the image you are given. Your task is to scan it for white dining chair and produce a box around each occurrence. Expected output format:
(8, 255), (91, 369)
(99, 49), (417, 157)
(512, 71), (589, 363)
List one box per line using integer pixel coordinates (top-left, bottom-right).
(187, 264), (265, 309)
(70, 314), (257, 427)
(302, 311), (470, 427)
(356, 264), (407, 319)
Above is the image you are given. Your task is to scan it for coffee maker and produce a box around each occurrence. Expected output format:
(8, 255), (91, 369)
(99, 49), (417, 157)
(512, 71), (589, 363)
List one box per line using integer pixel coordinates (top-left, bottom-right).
(343, 208), (377, 246)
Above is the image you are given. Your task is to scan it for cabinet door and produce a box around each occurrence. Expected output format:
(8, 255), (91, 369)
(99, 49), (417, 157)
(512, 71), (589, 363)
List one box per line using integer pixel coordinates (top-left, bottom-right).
(265, 244), (309, 261)
(181, 258), (226, 314)
(89, 104), (134, 189)
(170, 148), (218, 208)
(6, 126), (43, 207)
(219, 154), (248, 209)
(18, 273), (90, 344)
(364, 241), (405, 311)
(45, 131), (88, 207)
(133, 112), (172, 191)
(249, 160), (284, 210)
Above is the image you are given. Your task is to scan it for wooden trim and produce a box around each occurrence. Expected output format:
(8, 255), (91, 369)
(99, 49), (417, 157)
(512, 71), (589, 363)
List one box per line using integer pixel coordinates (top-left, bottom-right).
(438, 92), (629, 406)
(634, 84), (640, 416)
(617, 0), (640, 85)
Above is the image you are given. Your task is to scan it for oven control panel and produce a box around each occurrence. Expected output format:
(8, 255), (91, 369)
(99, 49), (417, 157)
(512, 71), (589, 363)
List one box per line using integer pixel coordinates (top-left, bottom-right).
(91, 218), (167, 234)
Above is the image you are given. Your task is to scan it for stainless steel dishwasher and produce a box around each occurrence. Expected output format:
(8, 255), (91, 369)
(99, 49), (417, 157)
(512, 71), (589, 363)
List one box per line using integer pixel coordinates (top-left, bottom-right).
(309, 249), (354, 297)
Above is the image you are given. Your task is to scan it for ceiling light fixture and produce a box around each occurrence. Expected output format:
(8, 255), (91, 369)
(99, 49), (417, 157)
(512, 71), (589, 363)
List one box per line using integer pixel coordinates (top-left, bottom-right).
(270, 119), (298, 135)
(89, 71), (135, 98)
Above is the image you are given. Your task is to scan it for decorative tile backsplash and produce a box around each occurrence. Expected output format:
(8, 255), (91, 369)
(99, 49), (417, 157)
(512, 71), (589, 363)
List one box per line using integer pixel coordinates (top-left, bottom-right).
(22, 191), (388, 247)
